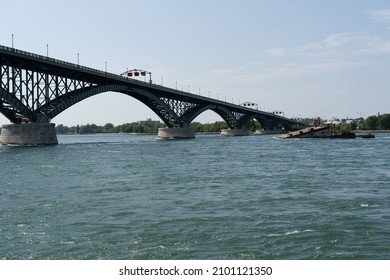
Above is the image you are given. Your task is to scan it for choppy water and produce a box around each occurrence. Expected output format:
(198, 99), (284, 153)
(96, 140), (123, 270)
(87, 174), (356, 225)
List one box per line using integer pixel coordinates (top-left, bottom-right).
(1, 133), (389, 259)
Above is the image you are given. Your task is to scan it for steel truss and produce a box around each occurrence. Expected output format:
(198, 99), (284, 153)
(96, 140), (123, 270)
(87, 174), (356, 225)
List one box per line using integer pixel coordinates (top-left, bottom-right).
(0, 62), (96, 123)
(0, 45), (303, 131)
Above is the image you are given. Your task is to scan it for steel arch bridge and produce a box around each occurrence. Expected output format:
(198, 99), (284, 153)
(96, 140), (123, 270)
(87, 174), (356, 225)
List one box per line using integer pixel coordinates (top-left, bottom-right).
(0, 45), (303, 132)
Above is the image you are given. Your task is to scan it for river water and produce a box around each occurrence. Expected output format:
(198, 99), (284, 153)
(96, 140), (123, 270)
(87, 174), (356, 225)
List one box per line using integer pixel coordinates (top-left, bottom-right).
(1, 133), (389, 259)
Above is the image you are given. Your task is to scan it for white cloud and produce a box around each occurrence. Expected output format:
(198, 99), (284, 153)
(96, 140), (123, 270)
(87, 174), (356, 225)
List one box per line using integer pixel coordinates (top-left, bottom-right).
(323, 33), (352, 47)
(205, 61), (366, 85)
(322, 33), (390, 55)
(265, 48), (285, 57)
(256, 61), (366, 82)
(369, 9), (390, 24)
(263, 32), (390, 58)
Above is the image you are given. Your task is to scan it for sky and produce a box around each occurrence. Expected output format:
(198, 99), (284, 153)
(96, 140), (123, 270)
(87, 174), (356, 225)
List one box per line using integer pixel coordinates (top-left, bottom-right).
(1, 0), (390, 126)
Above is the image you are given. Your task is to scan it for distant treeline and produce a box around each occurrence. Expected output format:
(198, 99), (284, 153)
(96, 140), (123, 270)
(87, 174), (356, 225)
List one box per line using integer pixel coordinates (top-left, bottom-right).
(56, 122), (164, 134)
(55, 121), (231, 134)
(362, 114), (390, 130)
(4, 113), (387, 135)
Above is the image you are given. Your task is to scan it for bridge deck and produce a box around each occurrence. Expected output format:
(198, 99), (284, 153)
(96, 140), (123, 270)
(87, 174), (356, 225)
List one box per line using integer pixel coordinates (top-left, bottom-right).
(0, 44), (304, 130)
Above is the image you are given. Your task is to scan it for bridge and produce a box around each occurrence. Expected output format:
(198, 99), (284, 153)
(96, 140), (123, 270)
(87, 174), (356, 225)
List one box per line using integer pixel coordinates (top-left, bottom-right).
(0, 44), (303, 145)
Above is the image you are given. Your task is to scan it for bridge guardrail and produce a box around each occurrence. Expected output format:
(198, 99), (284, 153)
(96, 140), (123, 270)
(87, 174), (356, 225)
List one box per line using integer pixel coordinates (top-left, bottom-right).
(1, 45), (215, 99)
(0, 46), (215, 99)
(0, 44), (148, 87)
(1, 45), (302, 124)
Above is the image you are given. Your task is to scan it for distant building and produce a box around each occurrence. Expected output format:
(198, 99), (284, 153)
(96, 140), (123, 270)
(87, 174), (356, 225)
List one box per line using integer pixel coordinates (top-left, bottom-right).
(137, 118), (161, 126)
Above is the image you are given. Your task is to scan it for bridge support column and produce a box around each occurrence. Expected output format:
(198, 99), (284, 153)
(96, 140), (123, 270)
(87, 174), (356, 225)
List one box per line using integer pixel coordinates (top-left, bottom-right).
(158, 127), (195, 139)
(0, 123), (58, 145)
(220, 127), (249, 136)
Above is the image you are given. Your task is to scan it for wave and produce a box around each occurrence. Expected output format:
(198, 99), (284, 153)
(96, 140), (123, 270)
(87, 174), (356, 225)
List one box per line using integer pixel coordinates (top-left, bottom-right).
(267, 229), (314, 237)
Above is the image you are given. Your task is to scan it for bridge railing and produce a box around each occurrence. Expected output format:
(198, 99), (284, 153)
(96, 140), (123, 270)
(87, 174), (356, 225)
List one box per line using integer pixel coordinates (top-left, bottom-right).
(0, 45), (215, 98)
(0, 45), (244, 99)
(0, 44), (149, 87)
(0, 45), (302, 124)
(1, 45), (224, 102)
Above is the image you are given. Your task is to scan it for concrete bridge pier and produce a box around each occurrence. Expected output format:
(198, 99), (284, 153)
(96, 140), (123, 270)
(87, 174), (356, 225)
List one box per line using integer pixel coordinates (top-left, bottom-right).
(220, 127), (249, 136)
(158, 127), (195, 139)
(0, 122), (58, 145)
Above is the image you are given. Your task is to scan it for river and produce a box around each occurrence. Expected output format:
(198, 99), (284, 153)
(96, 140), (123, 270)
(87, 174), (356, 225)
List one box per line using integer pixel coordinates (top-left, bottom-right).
(1, 133), (389, 259)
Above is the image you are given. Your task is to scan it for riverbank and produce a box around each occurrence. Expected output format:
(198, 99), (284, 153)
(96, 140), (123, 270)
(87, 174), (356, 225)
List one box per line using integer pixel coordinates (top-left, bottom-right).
(354, 130), (390, 133)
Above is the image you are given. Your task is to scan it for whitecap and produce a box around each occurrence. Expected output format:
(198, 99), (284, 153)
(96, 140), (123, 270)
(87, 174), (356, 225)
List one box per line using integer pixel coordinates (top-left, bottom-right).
(267, 229), (314, 237)
(267, 233), (282, 237)
(59, 241), (76, 245)
(285, 230), (300, 235)
(285, 229), (314, 235)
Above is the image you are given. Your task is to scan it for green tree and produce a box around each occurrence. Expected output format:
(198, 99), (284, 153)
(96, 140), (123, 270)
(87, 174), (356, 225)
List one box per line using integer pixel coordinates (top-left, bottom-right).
(190, 122), (204, 132)
(248, 120), (261, 132)
(364, 115), (379, 130)
(332, 123), (351, 134)
(378, 114), (390, 130)
(89, 124), (101, 133)
(56, 124), (68, 134)
(103, 123), (115, 133)
(349, 120), (358, 130)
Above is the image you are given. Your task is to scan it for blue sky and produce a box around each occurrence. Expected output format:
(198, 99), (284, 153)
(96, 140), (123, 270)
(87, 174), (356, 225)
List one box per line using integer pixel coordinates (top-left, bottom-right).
(1, 0), (390, 125)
